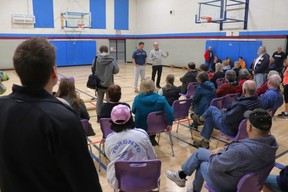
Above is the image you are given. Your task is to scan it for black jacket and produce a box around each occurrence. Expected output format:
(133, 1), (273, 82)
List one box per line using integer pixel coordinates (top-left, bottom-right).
(254, 53), (270, 74)
(163, 85), (181, 106)
(180, 70), (198, 93)
(277, 166), (288, 191)
(0, 85), (102, 192)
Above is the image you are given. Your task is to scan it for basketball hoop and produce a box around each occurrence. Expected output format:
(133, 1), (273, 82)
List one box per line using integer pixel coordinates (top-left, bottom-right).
(77, 23), (85, 29)
(200, 16), (212, 23)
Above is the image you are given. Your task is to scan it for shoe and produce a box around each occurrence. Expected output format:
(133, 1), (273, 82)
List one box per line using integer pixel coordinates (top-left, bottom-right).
(134, 89), (139, 93)
(149, 136), (159, 146)
(193, 139), (210, 149)
(156, 85), (161, 89)
(189, 122), (198, 131)
(192, 114), (204, 126)
(166, 170), (186, 187)
(277, 112), (288, 117)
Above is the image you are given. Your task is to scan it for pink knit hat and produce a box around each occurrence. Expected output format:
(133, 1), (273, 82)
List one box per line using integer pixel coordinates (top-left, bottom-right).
(111, 104), (131, 125)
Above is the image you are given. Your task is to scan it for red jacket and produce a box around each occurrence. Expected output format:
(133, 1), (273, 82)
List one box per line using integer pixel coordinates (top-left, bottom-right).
(256, 82), (268, 96)
(216, 83), (239, 97)
(204, 50), (211, 62)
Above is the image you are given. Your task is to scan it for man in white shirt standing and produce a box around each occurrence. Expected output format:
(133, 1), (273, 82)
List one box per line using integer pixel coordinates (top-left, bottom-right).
(150, 42), (169, 88)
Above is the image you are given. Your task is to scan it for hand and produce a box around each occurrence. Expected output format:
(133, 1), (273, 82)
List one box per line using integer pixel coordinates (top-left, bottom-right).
(211, 147), (224, 155)
(166, 125), (172, 132)
(252, 71), (255, 75)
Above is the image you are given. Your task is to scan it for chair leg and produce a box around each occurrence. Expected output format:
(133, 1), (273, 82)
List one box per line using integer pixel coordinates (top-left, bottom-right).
(168, 132), (175, 157)
(216, 135), (222, 148)
(176, 120), (179, 133)
(157, 133), (161, 143)
(98, 142), (102, 172)
(188, 118), (193, 140)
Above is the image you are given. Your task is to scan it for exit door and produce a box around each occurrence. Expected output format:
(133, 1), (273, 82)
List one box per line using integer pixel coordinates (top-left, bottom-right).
(109, 40), (126, 63)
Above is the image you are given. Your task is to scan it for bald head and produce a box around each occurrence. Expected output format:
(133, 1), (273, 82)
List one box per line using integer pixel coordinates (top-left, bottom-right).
(268, 74), (282, 88)
(243, 80), (256, 96)
(153, 42), (159, 49)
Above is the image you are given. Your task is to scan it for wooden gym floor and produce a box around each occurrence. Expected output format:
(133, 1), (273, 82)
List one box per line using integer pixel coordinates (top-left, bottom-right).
(2, 63), (288, 192)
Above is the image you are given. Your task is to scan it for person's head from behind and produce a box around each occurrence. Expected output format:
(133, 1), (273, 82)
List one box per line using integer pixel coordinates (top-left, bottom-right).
(99, 45), (108, 53)
(166, 74), (175, 85)
(268, 74), (282, 89)
(267, 70), (279, 78)
(140, 78), (155, 94)
(244, 109), (272, 138)
(239, 56), (243, 62)
(13, 37), (57, 92)
(196, 71), (209, 84)
(208, 46), (212, 51)
(225, 70), (236, 82)
(138, 42), (145, 50)
(238, 69), (250, 80)
(153, 42), (159, 49)
(257, 46), (266, 55)
(242, 80), (256, 97)
(222, 60), (229, 67)
(234, 61), (241, 68)
(226, 57), (232, 62)
(107, 84), (122, 103)
(215, 63), (223, 73)
(111, 104), (135, 133)
(187, 62), (196, 71)
(199, 64), (209, 72)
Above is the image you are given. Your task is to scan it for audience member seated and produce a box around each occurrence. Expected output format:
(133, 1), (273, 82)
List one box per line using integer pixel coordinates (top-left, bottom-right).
(256, 70), (279, 96)
(222, 60), (231, 73)
(226, 57), (233, 67)
(210, 63), (225, 88)
(132, 78), (174, 146)
(191, 72), (216, 129)
(158, 74), (180, 106)
(211, 55), (222, 72)
(216, 70), (238, 97)
(166, 109), (278, 192)
(263, 165), (288, 192)
(193, 80), (261, 149)
(233, 61), (242, 78)
(260, 74), (283, 111)
(199, 64), (213, 79)
(237, 69), (251, 93)
(105, 104), (157, 189)
(99, 84), (130, 119)
(278, 59), (288, 117)
(180, 62), (198, 94)
(239, 56), (246, 69)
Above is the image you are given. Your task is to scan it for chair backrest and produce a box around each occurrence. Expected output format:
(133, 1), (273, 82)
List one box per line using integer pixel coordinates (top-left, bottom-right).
(237, 166), (273, 192)
(146, 111), (168, 135)
(115, 160), (161, 192)
(185, 82), (198, 97)
(210, 97), (224, 109)
(80, 119), (89, 135)
(234, 119), (248, 140)
(223, 93), (239, 109)
(172, 98), (192, 120)
(216, 78), (225, 89)
(99, 118), (113, 139)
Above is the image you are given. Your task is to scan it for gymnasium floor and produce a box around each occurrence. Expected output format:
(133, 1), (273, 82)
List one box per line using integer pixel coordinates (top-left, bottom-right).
(2, 63), (288, 192)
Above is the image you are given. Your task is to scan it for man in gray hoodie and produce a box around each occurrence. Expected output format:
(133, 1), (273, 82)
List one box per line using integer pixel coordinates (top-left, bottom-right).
(95, 45), (119, 121)
(166, 108), (278, 192)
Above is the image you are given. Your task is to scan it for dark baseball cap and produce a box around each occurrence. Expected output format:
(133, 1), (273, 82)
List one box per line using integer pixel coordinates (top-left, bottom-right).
(243, 108), (272, 131)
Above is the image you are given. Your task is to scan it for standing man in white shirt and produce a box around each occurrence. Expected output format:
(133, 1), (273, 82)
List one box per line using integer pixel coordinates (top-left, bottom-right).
(150, 42), (169, 88)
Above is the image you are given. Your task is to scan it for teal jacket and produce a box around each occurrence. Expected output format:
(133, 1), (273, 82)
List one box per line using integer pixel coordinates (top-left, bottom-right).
(132, 92), (174, 131)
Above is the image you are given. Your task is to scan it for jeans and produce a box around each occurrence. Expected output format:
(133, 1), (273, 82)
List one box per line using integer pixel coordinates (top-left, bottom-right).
(265, 175), (282, 192)
(134, 65), (146, 90)
(200, 106), (234, 140)
(151, 65), (163, 87)
(181, 148), (214, 192)
(254, 73), (266, 89)
(96, 88), (107, 116)
(206, 60), (214, 71)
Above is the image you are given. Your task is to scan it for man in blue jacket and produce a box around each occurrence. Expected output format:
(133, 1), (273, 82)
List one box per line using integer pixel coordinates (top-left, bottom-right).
(0, 38), (102, 192)
(194, 80), (261, 149)
(166, 109), (278, 192)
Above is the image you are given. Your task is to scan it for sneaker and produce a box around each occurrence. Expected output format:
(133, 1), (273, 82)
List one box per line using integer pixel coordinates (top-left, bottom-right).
(192, 114), (204, 126)
(277, 112), (288, 117)
(193, 139), (210, 149)
(150, 137), (159, 146)
(166, 170), (186, 187)
(134, 89), (139, 93)
(156, 85), (161, 89)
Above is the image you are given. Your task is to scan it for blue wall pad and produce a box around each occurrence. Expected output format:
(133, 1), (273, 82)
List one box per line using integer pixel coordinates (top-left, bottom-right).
(50, 40), (96, 67)
(206, 40), (262, 69)
(33, 0), (54, 28)
(90, 0), (106, 29)
(114, 0), (129, 30)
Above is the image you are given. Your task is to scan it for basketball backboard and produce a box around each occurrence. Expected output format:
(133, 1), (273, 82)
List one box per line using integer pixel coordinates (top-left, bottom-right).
(61, 12), (91, 29)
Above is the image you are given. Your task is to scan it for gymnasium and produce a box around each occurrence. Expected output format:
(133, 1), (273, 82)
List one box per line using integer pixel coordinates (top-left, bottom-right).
(0, 0), (287, 192)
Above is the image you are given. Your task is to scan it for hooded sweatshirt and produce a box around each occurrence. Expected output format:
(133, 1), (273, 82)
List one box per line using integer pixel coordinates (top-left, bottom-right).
(192, 81), (216, 116)
(132, 92), (174, 131)
(95, 54), (119, 88)
(209, 135), (278, 192)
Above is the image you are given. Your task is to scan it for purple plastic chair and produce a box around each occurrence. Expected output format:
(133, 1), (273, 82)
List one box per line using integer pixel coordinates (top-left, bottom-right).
(205, 165), (273, 192)
(216, 119), (248, 147)
(115, 160), (161, 192)
(216, 78), (225, 89)
(172, 98), (193, 139)
(147, 111), (174, 157)
(180, 82), (198, 98)
(210, 97), (224, 110)
(222, 93), (239, 109)
(80, 119), (89, 136)
(99, 118), (113, 172)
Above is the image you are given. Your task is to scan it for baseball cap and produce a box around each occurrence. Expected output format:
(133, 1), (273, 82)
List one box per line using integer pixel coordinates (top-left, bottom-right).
(243, 108), (272, 131)
(111, 104), (131, 125)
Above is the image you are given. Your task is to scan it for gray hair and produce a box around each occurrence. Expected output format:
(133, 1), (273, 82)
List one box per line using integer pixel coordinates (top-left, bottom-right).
(238, 69), (250, 80)
(259, 46), (267, 53)
(215, 63), (223, 72)
(268, 70), (279, 77)
(225, 70), (236, 82)
(140, 78), (156, 94)
(243, 80), (256, 96)
(268, 74), (282, 88)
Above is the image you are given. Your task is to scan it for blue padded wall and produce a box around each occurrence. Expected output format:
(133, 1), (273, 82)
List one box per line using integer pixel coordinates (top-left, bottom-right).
(114, 0), (129, 30)
(90, 0), (106, 29)
(33, 0), (54, 28)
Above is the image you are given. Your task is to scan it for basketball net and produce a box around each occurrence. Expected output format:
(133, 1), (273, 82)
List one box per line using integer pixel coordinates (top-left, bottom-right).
(77, 23), (85, 30)
(200, 16), (212, 23)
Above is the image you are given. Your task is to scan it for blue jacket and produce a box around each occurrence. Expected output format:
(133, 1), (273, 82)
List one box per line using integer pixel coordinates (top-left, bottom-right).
(260, 88), (283, 111)
(192, 81), (216, 116)
(132, 92), (174, 131)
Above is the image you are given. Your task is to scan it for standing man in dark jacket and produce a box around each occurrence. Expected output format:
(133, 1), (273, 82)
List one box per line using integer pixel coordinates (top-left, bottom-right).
(193, 80), (261, 149)
(180, 62), (198, 93)
(0, 38), (102, 192)
(272, 46), (287, 73)
(204, 46), (214, 71)
(166, 109), (278, 192)
(253, 46), (270, 88)
(95, 45), (119, 121)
